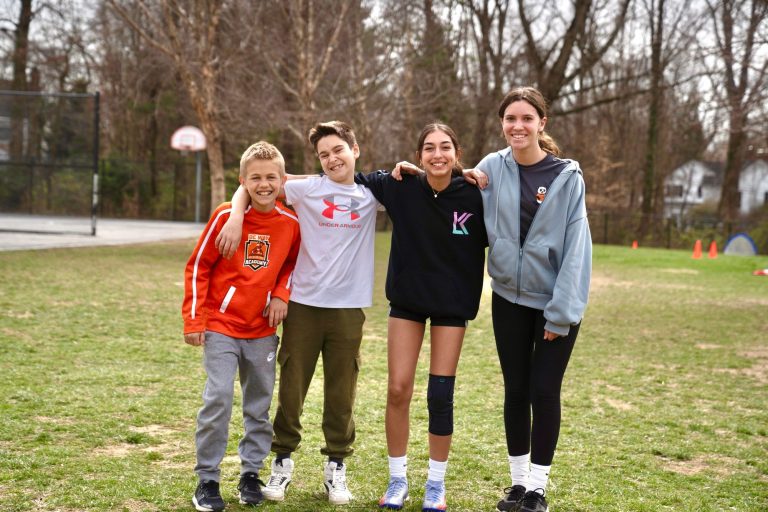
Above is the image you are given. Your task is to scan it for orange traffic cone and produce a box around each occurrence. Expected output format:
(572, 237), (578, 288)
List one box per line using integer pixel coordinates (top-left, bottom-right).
(632, 240), (638, 249)
(708, 241), (718, 259)
(692, 239), (702, 259)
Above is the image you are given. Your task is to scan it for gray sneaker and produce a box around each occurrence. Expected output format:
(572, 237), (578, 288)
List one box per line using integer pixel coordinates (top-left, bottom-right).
(379, 476), (409, 509)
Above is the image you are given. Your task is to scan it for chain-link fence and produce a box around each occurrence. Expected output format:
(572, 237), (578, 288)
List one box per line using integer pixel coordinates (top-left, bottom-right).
(0, 90), (99, 235)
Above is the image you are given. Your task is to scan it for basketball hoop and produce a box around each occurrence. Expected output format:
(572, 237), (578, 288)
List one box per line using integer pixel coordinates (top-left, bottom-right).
(171, 126), (207, 151)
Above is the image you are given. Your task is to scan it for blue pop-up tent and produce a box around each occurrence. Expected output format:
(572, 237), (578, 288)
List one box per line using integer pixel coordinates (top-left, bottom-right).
(723, 233), (758, 256)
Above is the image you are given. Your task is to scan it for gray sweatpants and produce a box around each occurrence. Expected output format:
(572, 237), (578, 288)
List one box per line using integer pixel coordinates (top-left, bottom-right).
(194, 331), (278, 481)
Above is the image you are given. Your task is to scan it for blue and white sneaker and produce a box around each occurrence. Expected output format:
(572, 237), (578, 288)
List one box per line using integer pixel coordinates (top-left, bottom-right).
(422, 479), (447, 511)
(379, 476), (409, 509)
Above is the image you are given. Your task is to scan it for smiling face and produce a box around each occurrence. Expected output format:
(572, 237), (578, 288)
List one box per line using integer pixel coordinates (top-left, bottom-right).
(501, 100), (547, 158)
(239, 159), (286, 213)
(420, 129), (459, 181)
(315, 135), (359, 185)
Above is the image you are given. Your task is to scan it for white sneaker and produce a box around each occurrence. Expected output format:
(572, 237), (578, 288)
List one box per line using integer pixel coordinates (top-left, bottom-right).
(262, 458), (294, 501)
(324, 461), (353, 505)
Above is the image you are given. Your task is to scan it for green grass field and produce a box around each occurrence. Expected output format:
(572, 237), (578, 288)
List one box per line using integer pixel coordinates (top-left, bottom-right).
(1, 235), (766, 511)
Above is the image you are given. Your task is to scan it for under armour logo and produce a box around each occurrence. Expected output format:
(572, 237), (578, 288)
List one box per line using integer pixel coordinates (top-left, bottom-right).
(452, 211), (472, 235)
(322, 196), (360, 220)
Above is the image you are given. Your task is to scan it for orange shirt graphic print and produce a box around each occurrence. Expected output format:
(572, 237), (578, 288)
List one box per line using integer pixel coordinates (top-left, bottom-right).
(244, 234), (270, 270)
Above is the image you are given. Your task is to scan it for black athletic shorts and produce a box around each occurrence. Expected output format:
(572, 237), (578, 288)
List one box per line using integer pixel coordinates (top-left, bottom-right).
(389, 304), (468, 328)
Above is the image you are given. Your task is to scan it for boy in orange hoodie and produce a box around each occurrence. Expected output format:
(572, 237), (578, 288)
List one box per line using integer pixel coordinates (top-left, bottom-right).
(182, 141), (300, 512)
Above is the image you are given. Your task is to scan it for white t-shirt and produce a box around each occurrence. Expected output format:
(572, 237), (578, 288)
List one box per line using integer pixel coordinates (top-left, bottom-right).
(284, 176), (378, 308)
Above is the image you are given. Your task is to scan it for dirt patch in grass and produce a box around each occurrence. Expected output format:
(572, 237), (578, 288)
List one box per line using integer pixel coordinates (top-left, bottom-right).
(122, 499), (159, 512)
(663, 454), (740, 476)
(589, 275), (635, 291)
(129, 424), (179, 436)
(121, 386), (150, 395)
(701, 341), (768, 384)
(34, 415), (76, 425)
(94, 444), (133, 457)
(4, 310), (35, 319)
(605, 397), (634, 411)
(659, 268), (700, 275)
(590, 274), (702, 292)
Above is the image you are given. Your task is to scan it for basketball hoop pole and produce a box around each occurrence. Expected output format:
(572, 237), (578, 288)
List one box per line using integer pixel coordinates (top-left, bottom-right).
(170, 126), (207, 223)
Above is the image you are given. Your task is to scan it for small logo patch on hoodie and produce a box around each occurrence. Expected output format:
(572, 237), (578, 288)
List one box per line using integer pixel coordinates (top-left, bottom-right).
(452, 211), (473, 235)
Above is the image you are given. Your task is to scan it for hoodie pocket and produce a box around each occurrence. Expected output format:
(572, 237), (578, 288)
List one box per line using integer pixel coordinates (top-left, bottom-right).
(212, 283), (270, 327)
(520, 244), (557, 294)
(487, 238), (519, 285)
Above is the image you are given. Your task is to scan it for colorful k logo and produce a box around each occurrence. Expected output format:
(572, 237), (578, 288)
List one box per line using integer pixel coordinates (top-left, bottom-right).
(452, 211), (472, 235)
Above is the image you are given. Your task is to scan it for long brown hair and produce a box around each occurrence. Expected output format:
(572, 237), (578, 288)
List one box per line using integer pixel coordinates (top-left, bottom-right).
(416, 122), (463, 177)
(498, 87), (561, 157)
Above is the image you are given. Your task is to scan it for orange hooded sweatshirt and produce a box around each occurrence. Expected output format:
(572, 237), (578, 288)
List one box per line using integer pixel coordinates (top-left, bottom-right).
(182, 201), (300, 339)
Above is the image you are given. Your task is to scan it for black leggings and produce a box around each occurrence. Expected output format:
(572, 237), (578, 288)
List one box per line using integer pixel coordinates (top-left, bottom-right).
(492, 293), (579, 466)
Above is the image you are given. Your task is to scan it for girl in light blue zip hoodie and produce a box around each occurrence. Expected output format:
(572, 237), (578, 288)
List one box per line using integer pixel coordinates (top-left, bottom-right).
(478, 87), (592, 512)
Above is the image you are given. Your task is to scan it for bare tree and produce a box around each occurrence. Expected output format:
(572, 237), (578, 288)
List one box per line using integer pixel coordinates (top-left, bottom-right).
(517, 0), (632, 106)
(458, 0), (516, 164)
(256, 0), (354, 172)
(107, 0), (230, 210)
(705, 0), (768, 222)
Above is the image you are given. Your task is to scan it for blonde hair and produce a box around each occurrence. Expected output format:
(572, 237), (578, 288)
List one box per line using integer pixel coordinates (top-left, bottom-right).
(239, 141), (286, 176)
(498, 86), (561, 157)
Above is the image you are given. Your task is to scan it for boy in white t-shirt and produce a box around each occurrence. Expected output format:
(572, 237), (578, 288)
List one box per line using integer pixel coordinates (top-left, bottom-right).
(216, 121), (378, 505)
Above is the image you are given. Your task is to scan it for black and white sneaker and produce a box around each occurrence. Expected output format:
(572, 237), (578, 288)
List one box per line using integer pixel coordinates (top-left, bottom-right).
(520, 489), (548, 512)
(238, 472), (265, 506)
(496, 485), (526, 511)
(193, 480), (226, 512)
(263, 458), (294, 501)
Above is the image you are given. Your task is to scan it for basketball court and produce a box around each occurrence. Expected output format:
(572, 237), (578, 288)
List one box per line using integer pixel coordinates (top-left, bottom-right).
(0, 214), (202, 252)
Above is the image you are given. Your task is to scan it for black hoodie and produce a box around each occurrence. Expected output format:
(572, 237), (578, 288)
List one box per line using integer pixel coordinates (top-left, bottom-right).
(356, 171), (488, 320)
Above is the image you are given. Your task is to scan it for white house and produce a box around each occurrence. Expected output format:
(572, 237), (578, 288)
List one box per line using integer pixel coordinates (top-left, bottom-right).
(664, 160), (722, 219)
(664, 159), (768, 218)
(739, 159), (768, 215)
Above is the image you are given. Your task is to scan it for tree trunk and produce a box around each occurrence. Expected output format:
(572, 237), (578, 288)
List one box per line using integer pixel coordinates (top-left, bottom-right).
(639, 0), (665, 239)
(10, 0), (33, 160)
(718, 110), (746, 222)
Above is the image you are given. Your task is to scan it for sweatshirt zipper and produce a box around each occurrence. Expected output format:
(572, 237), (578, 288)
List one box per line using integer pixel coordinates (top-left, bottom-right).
(514, 162), (575, 301)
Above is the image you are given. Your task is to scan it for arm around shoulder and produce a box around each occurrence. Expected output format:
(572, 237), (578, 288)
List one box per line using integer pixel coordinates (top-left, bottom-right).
(215, 186), (249, 258)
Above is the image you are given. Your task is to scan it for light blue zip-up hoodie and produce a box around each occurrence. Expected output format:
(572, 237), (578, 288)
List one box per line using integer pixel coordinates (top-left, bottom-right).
(477, 147), (592, 336)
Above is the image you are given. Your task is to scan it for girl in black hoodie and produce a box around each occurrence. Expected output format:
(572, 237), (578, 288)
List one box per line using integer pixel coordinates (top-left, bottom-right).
(355, 123), (487, 511)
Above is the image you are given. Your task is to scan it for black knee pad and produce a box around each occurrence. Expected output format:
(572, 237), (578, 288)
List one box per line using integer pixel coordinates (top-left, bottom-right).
(427, 374), (456, 436)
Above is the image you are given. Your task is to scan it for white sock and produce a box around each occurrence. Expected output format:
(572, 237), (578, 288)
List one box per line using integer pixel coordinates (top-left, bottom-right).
(427, 458), (448, 483)
(508, 453), (529, 489)
(388, 455), (408, 479)
(529, 462), (550, 495)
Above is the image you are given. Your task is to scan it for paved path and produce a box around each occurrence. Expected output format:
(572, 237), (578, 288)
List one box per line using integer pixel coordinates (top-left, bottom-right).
(0, 215), (204, 252)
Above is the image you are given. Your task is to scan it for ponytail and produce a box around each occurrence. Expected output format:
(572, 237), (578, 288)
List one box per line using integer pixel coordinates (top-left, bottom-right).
(538, 131), (561, 157)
